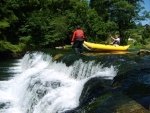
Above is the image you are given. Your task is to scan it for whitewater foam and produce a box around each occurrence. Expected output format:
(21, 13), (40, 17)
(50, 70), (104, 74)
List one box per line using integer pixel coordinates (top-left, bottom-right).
(0, 52), (117, 113)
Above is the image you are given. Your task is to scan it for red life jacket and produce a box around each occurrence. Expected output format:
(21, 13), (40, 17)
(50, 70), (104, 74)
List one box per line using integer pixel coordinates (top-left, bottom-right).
(71, 29), (85, 42)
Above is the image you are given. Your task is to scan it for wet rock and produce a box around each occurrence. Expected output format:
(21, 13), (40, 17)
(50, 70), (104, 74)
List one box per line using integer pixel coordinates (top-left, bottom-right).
(79, 77), (112, 106)
(88, 92), (150, 113)
(65, 92), (149, 113)
(113, 68), (150, 110)
(52, 54), (64, 61)
(137, 49), (150, 55)
(0, 102), (11, 109)
(65, 68), (150, 113)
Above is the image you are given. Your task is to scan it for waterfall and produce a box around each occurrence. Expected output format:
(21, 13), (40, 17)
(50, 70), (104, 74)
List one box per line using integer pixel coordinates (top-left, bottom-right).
(0, 52), (117, 113)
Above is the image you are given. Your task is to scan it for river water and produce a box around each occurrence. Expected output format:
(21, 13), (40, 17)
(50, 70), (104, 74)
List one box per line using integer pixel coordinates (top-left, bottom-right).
(0, 49), (150, 113)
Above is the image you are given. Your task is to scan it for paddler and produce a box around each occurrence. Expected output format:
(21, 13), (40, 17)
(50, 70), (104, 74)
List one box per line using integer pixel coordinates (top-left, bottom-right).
(110, 35), (120, 46)
(71, 25), (86, 54)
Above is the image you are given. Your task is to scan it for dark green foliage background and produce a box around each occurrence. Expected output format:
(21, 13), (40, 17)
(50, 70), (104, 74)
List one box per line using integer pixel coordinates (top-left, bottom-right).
(0, 0), (150, 53)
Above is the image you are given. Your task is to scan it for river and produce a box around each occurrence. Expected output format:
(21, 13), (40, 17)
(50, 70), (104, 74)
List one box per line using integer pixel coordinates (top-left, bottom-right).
(0, 49), (150, 113)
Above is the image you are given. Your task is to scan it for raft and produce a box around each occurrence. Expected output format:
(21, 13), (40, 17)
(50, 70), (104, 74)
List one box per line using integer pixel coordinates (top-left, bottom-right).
(83, 41), (130, 51)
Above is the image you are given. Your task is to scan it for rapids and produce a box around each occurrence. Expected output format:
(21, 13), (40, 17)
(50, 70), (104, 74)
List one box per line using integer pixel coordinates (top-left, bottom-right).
(0, 51), (116, 113)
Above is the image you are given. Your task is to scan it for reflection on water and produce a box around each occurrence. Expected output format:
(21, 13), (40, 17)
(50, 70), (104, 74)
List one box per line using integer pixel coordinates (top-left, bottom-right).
(83, 51), (131, 56)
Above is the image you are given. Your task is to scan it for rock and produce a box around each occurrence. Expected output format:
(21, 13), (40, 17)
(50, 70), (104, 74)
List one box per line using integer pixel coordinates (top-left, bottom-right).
(52, 54), (64, 61)
(137, 49), (150, 55)
(55, 46), (65, 49)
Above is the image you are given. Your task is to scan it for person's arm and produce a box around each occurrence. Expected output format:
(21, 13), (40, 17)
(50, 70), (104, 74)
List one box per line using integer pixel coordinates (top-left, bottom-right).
(81, 30), (86, 40)
(111, 36), (115, 40)
(83, 31), (85, 39)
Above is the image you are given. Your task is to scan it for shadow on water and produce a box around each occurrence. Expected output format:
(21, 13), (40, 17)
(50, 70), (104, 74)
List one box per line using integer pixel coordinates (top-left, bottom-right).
(0, 59), (21, 80)
(113, 68), (150, 109)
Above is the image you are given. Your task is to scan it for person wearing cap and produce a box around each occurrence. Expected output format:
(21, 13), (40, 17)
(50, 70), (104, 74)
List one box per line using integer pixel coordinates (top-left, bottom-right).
(110, 35), (120, 46)
(71, 25), (86, 54)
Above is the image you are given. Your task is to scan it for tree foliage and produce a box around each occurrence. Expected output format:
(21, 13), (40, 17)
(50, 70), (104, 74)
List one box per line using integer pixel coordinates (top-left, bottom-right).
(0, 0), (150, 54)
(142, 24), (150, 44)
(90, 0), (150, 45)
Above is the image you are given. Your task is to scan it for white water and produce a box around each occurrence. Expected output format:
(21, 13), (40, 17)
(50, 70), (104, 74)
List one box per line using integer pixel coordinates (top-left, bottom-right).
(0, 52), (117, 113)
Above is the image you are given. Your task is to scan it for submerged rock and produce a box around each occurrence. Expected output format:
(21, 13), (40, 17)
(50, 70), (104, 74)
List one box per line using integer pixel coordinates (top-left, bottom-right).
(65, 68), (150, 113)
(65, 91), (149, 113)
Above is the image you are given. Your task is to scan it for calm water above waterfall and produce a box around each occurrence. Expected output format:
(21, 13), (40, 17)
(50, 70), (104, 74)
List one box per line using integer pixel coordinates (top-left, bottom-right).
(0, 49), (150, 113)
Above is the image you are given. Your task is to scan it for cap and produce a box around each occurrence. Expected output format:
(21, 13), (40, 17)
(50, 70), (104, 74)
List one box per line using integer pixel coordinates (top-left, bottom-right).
(76, 25), (80, 29)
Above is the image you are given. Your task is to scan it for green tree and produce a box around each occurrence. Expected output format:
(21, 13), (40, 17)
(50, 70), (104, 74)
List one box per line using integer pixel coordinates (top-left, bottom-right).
(90, 0), (111, 22)
(0, 0), (20, 53)
(110, 0), (150, 45)
(67, 0), (115, 43)
(90, 0), (149, 45)
(142, 24), (150, 45)
(19, 10), (51, 48)
(1, 0), (149, 55)
(0, 1), (18, 41)
(18, 0), (80, 48)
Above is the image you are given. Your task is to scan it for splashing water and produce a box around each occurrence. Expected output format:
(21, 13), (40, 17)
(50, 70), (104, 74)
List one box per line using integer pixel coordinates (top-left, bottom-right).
(0, 52), (117, 113)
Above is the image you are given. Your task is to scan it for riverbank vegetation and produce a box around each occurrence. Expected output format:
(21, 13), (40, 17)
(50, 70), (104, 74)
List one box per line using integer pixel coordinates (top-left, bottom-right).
(0, 0), (150, 58)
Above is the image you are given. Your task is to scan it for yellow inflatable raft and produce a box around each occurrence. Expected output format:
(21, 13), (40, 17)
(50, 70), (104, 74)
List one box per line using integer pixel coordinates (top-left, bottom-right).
(83, 41), (130, 51)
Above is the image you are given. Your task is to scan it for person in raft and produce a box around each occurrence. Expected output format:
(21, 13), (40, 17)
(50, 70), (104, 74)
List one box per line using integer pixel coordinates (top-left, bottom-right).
(71, 25), (86, 54)
(110, 35), (120, 46)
